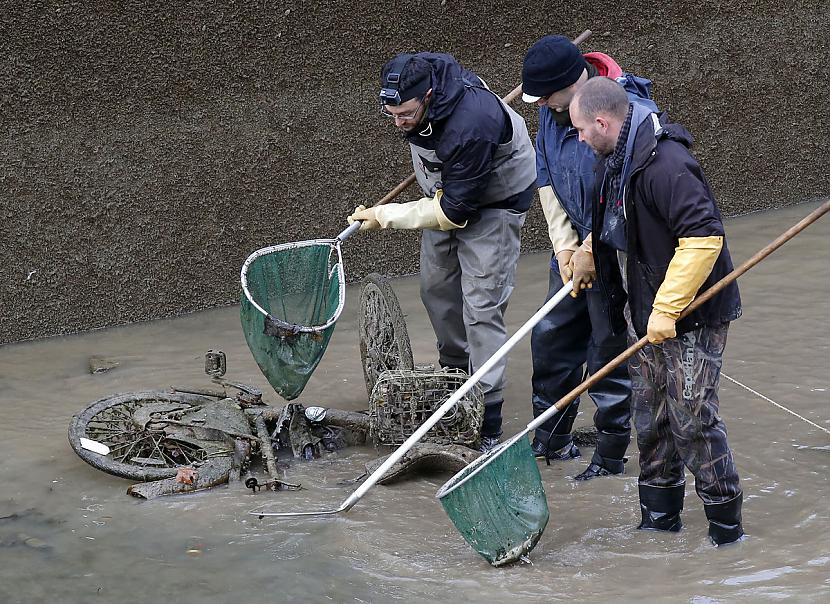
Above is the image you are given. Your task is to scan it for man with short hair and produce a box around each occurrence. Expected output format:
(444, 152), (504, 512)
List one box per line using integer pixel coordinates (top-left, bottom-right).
(349, 53), (537, 452)
(520, 35), (657, 480)
(569, 76), (744, 545)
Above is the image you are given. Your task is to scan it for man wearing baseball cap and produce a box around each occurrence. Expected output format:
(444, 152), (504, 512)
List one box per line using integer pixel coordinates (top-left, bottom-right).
(349, 52), (537, 452)
(522, 35), (657, 480)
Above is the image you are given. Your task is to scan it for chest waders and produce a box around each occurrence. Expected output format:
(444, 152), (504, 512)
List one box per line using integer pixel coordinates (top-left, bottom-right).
(408, 89), (537, 205)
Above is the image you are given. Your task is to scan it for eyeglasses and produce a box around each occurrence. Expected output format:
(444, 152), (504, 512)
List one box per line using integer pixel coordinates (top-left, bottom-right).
(380, 97), (425, 120)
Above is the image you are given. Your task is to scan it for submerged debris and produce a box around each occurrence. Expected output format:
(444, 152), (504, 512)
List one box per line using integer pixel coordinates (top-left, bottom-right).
(0, 508), (60, 551)
(88, 356), (119, 374)
(369, 368), (484, 447)
(366, 443), (483, 485)
(244, 476), (301, 493)
(21, 535), (50, 550)
(127, 457), (234, 499)
(72, 352), (507, 500)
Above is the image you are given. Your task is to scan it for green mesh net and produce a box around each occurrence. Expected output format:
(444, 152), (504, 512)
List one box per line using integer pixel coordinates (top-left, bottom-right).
(240, 239), (345, 401)
(437, 434), (549, 566)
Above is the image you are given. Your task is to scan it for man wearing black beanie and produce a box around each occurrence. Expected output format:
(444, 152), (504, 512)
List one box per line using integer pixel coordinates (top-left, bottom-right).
(521, 35), (657, 480)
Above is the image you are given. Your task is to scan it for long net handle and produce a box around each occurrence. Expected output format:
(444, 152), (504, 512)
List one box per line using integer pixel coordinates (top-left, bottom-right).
(252, 282), (576, 518)
(337, 281), (574, 511)
(528, 199), (830, 431)
(371, 29), (593, 209)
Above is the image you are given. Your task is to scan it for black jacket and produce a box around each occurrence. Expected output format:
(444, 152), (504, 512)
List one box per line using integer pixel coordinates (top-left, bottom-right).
(404, 53), (534, 224)
(593, 113), (742, 337)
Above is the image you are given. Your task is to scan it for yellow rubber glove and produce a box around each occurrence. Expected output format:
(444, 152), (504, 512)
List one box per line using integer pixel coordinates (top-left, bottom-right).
(647, 310), (677, 343)
(556, 250), (574, 285)
(347, 204), (380, 230)
(648, 235), (724, 342)
(539, 185), (579, 254)
(569, 234), (595, 297)
(347, 192), (466, 231)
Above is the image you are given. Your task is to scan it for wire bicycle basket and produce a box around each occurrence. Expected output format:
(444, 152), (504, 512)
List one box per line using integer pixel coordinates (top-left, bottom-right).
(369, 367), (484, 447)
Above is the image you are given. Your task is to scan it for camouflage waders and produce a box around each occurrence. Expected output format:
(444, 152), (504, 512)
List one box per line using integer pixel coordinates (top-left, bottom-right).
(630, 323), (744, 544)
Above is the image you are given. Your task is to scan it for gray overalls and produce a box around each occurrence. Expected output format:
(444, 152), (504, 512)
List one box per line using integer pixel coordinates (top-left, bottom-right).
(411, 92), (536, 434)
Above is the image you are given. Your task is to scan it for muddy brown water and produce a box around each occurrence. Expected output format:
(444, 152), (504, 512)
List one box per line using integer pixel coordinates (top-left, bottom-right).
(1, 202), (829, 603)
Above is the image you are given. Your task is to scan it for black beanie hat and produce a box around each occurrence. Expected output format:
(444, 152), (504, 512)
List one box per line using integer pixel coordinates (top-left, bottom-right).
(521, 35), (588, 102)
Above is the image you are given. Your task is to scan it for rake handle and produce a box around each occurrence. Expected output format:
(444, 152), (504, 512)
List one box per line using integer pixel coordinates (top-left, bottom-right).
(529, 199), (830, 431)
(370, 29), (593, 210)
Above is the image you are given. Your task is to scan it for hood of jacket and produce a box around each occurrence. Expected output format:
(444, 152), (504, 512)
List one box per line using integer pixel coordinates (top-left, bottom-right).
(585, 52), (623, 79)
(411, 52), (482, 123)
(629, 113), (696, 174)
(585, 52), (656, 110)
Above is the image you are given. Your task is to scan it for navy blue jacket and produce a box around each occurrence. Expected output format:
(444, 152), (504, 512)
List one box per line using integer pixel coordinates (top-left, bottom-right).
(593, 112), (742, 337)
(536, 53), (657, 242)
(404, 53), (534, 224)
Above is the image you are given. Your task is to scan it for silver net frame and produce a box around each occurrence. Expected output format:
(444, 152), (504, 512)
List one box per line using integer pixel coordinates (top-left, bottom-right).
(369, 368), (484, 447)
(239, 238), (346, 333)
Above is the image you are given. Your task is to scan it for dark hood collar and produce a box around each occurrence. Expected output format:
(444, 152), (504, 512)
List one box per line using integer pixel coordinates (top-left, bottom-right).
(630, 112), (694, 169)
(410, 52), (480, 123)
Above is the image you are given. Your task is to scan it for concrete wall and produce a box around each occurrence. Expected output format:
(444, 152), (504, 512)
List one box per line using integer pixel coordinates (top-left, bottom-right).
(2, 1), (827, 343)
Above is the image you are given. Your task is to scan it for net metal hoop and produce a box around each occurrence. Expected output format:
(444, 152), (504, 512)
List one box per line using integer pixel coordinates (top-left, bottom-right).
(240, 238), (347, 334)
(435, 431), (526, 499)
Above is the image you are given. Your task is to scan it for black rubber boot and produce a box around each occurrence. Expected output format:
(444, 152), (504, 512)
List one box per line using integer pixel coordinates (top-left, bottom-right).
(637, 483), (685, 532)
(479, 401), (503, 453)
(531, 402), (580, 454)
(574, 432), (628, 481)
(704, 493), (744, 546)
(478, 434), (502, 454)
(531, 429), (581, 463)
(481, 400), (503, 438)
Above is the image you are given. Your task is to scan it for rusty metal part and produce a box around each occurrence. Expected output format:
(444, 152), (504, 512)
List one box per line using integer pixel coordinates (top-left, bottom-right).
(244, 476), (301, 493)
(170, 386), (228, 399)
(254, 406), (369, 437)
(131, 402), (195, 430)
(68, 392), (216, 481)
(273, 403), (321, 459)
(211, 376), (262, 398)
(204, 350), (227, 377)
(229, 438), (252, 483)
(358, 273), (414, 397)
(174, 398), (253, 439)
(202, 350), (264, 400)
(234, 389), (263, 407)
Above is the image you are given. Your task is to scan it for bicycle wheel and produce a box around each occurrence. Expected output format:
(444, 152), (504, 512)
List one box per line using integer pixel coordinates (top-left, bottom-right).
(68, 391), (216, 481)
(358, 273), (414, 398)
